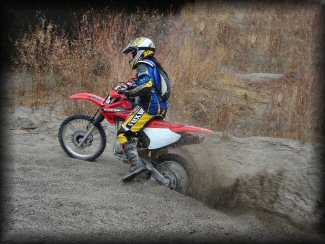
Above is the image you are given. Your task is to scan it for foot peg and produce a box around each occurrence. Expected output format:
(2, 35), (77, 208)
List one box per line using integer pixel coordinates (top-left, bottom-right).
(122, 166), (146, 182)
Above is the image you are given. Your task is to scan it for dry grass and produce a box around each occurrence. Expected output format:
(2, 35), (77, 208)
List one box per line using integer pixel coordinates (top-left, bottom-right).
(10, 2), (323, 143)
(11, 9), (166, 112)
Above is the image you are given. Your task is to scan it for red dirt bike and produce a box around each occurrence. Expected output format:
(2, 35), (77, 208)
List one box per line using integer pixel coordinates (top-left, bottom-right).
(58, 83), (213, 193)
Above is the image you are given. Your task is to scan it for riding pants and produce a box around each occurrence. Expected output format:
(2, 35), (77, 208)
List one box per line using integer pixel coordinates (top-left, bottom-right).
(117, 105), (154, 145)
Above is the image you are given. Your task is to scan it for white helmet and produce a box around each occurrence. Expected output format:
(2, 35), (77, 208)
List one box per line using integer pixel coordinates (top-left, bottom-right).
(122, 37), (156, 70)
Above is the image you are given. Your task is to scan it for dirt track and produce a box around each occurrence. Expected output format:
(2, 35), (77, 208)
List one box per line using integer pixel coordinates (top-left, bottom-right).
(1, 107), (324, 242)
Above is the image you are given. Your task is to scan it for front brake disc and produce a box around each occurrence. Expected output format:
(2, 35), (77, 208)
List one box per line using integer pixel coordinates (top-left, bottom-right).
(71, 130), (93, 148)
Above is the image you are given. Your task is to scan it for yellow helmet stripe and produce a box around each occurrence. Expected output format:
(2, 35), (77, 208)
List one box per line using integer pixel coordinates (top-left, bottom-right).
(143, 50), (154, 57)
(134, 37), (146, 46)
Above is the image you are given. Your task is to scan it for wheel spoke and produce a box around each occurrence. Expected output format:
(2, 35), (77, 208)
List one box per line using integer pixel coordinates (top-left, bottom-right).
(157, 160), (188, 193)
(59, 114), (106, 161)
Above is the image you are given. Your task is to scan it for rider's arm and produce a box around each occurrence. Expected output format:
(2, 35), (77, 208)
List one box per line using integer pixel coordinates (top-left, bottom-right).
(126, 64), (153, 97)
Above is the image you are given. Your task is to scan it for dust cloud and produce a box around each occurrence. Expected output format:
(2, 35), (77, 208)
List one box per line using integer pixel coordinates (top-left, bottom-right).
(170, 133), (324, 230)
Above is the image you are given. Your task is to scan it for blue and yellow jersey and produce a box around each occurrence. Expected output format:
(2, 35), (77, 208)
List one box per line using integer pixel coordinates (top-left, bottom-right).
(127, 59), (168, 116)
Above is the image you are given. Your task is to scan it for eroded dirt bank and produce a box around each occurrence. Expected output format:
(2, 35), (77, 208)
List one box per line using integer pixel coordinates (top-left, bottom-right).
(171, 134), (324, 230)
(1, 106), (324, 242)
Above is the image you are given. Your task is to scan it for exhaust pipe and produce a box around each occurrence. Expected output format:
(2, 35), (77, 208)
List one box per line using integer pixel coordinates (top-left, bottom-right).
(173, 133), (205, 147)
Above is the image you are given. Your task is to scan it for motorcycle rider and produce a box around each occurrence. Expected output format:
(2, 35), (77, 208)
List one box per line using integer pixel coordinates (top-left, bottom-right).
(116, 37), (171, 182)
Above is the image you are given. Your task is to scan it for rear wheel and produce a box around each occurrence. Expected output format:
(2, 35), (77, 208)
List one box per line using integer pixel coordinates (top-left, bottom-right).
(58, 114), (107, 161)
(156, 153), (192, 194)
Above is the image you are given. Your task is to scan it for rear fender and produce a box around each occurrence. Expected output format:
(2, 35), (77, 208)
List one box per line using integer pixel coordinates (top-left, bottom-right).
(70, 93), (106, 107)
(144, 121), (213, 149)
(142, 128), (181, 149)
(147, 120), (213, 134)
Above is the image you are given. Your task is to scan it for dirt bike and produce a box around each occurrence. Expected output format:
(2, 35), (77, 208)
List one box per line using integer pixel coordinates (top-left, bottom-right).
(58, 83), (213, 193)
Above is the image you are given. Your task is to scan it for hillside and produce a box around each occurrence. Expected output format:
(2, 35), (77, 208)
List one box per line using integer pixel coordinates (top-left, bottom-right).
(9, 1), (323, 143)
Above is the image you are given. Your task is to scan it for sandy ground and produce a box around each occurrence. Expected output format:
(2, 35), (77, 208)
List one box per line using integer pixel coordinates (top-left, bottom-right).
(1, 106), (324, 243)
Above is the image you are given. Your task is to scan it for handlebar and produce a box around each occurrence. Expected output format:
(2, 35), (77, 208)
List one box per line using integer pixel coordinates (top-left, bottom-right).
(103, 81), (135, 106)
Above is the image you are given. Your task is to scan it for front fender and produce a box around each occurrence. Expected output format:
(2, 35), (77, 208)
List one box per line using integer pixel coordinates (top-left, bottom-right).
(70, 93), (106, 107)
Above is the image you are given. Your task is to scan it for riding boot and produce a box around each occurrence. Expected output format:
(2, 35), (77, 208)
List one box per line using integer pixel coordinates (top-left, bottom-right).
(122, 142), (146, 182)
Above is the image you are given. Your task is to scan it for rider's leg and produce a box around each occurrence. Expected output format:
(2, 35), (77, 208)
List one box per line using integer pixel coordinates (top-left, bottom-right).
(117, 106), (153, 181)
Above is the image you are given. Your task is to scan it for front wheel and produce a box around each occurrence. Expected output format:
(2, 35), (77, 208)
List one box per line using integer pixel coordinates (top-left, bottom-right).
(156, 153), (192, 194)
(58, 114), (107, 161)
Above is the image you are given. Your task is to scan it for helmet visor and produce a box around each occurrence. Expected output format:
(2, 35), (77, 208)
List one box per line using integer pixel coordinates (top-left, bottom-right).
(127, 50), (136, 66)
(127, 50), (136, 60)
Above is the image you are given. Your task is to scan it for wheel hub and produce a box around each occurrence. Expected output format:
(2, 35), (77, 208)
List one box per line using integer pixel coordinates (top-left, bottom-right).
(71, 130), (93, 148)
(156, 160), (188, 193)
(161, 171), (179, 190)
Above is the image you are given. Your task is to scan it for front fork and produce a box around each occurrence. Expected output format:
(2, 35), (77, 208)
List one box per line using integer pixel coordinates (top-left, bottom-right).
(77, 113), (105, 147)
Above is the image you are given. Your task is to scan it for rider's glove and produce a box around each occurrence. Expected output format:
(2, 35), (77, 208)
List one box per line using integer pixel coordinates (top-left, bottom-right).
(125, 77), (137, 85)
(125, 77), (137, 89)
(116, 85), (127, 94)
(124, 90), (131, 97)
